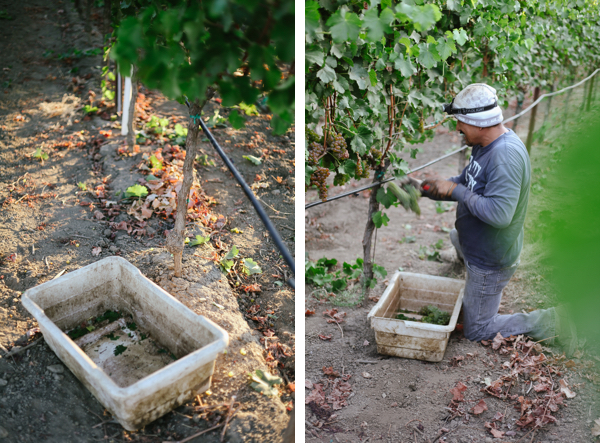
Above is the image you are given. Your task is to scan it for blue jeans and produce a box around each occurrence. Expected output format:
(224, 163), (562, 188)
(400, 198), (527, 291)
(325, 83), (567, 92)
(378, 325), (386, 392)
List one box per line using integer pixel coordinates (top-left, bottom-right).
(450, 229), (556, 342)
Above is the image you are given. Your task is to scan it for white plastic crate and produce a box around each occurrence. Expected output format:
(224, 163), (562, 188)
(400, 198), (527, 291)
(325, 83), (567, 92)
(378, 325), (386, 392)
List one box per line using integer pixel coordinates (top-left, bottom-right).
(21, 256), (228, 430)
(367, 271), (464, 362)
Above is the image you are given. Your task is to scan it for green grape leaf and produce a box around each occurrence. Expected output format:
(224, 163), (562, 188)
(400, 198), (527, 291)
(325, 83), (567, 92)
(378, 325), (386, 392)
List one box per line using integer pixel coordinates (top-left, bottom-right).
(453, 28), (468, 45)
(174, 123), (187, 137)
(306, 49), (325, 66)
(228, 110), (246, 129)
(436, 37), (457, 61)
(124, 184), (148, 199)
(394, 53), (417, 77)
(379, 7), (395, 31)
(271, 111), (293, 135)
(398, 37), (412, 52)
(396, 4), (441, 32)
(190, 235), (210, 246)
(349, 65), (369, 90)
(243, 258), (263, 275)
(373, 263), (388, 279)
(149, 154), (163, 170)
(224, 245), (240, 260)
(376, 187), (397, 209)
(305, 0), (321, 38)
(326, 9), (362, 43)
(316, 64), (336, 83)
(220, 260), (235, 272)
(372, 211), (390, 228)
(362, 8), (385, 43)
(243, 155), (262, 165)
(368, 69), (378, 86)
(417, 43), (440, 69)
(350, 125), (373, 155)
(331, 278), (347, 292)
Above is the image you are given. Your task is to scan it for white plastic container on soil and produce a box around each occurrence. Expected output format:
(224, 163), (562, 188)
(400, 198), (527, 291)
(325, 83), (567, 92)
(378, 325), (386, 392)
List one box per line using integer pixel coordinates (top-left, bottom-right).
(21, 256), (228, 431)
(367, 271), (464, 362)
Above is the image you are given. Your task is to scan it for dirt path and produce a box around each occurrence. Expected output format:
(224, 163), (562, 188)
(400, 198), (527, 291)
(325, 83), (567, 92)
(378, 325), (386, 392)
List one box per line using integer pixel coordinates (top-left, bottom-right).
(305, 94), (600, 442)
(0, 1), (294, 442)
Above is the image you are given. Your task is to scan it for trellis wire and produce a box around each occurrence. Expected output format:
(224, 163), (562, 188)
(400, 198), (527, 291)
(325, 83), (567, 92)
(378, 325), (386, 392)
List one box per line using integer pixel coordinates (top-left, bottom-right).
(305, 69), (600, 210)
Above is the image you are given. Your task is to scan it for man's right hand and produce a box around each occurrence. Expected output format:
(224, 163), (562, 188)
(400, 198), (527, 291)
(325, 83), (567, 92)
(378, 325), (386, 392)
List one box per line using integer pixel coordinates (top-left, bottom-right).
(420, 179), (457, 200)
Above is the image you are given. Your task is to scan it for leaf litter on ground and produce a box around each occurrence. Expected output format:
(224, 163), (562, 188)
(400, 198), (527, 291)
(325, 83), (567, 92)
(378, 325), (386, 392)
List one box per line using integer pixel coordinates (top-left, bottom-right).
(306, 366), (352, 411)
(446, 332), (583, 438)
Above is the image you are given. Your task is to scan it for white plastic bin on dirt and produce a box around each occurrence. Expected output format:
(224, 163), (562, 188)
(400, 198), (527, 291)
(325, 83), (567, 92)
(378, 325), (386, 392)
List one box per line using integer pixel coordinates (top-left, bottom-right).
(367, 271), (464, 362)
(21, 256), (228, 431)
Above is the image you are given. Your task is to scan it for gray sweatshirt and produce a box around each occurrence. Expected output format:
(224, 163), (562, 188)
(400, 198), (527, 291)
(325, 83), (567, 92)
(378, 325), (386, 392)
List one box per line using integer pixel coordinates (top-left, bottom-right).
(449, 129), (531, 270)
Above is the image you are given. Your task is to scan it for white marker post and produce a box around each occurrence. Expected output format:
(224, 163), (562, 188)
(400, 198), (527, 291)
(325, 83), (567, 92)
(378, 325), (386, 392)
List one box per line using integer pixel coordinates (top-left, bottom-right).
(121, 74), (132, 136)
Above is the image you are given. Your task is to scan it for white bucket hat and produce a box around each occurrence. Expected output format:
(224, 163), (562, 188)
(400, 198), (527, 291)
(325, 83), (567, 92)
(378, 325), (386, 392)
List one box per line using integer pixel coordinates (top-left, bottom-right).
(443, 83), (504, 127)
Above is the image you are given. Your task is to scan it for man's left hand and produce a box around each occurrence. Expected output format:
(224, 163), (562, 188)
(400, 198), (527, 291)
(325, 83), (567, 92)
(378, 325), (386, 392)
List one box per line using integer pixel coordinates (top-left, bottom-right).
(421, 179), (457, 200)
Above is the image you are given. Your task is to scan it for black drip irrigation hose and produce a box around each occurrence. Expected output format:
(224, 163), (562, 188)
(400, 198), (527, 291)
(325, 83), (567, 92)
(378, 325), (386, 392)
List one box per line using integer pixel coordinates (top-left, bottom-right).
(185, 98), (295, 289)
(305, 69), (600, 210)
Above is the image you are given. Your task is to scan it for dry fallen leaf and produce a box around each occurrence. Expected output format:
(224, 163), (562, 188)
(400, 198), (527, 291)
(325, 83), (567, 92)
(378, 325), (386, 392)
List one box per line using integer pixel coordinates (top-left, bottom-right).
(492, 332), (506, 350)
(305, 380), (313, 390)
(450, 382), (467, 402)
(362, 372), (372, 379)
(490, 428), (504, 438)
(471, 399), (488, 415)
(318, 334), (332, 341)
(305, 309), (315, 316)
(91, 247), (101, 257)
(322, 367), (340, 377)
(592, 418), (600, 437)
(559, 379), (576, 399)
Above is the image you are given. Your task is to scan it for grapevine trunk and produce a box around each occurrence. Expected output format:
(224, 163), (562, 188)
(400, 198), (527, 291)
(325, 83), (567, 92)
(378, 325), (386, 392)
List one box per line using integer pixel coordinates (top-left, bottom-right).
(166, 90), (216, 277)
(361, 165), (388, 287)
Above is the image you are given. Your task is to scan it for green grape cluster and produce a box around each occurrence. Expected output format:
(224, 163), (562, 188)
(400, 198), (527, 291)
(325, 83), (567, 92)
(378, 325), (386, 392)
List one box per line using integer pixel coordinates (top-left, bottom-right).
(310, 166), (330, 201)
(356, 159), (369, 178)
(307, 141), (326, 165)
(387, 182), (421, 216)
(370, 147), (382, 160)
(328, 132), (349, 160)
(306, 125), (321, 144)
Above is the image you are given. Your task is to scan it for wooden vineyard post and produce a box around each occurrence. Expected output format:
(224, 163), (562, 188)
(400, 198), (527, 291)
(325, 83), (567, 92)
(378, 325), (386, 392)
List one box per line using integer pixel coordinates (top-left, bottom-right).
(525, 86), (541, 154)
(166, 89), (216, 278)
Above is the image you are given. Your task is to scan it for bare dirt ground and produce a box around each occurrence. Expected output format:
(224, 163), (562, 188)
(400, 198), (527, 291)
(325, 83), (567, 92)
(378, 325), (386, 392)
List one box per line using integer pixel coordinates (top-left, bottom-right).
(305, 90), (600, 442)
(0, 1), (295, 442)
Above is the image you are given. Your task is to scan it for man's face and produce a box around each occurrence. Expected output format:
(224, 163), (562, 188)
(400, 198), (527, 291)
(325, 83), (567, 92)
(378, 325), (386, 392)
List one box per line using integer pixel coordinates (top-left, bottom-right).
(456, 120), (479, 147)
